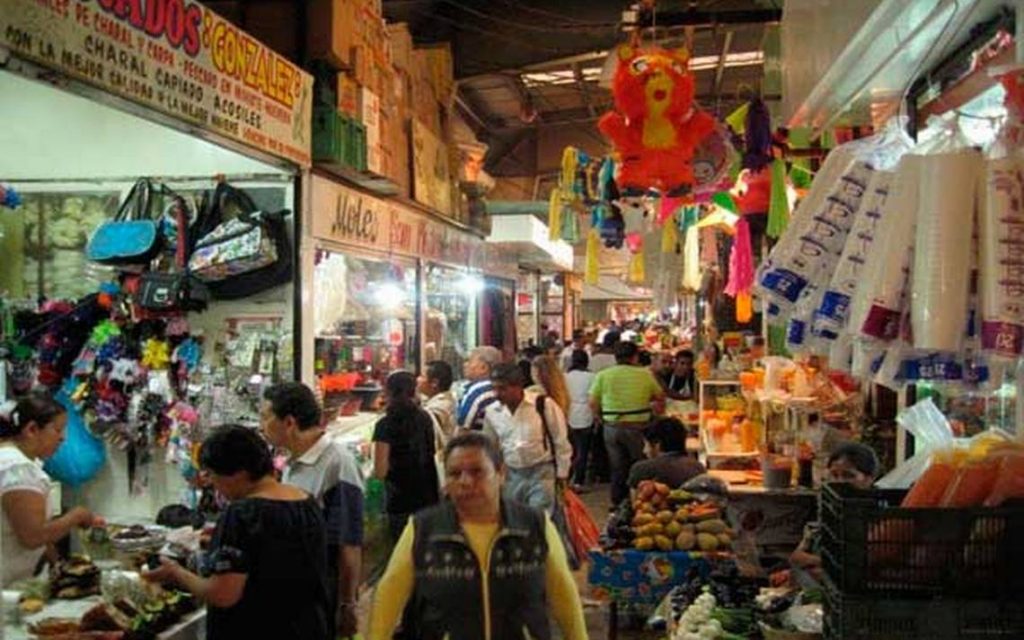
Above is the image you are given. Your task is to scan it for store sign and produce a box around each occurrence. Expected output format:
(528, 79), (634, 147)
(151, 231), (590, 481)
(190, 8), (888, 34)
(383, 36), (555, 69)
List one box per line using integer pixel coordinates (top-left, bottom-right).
(0, 0), (313, 167)
(312, 176), (481, 263)
(312, 177), (392, 251)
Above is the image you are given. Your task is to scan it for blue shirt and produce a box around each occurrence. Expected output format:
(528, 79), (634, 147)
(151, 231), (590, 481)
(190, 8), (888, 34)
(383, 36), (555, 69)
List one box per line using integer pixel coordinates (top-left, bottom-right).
(457, 379), (498, 431)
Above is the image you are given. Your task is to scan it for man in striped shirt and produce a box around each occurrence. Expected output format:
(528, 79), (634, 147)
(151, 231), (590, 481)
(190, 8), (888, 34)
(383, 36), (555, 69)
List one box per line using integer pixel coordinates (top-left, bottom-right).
(456, 346), (502, 431)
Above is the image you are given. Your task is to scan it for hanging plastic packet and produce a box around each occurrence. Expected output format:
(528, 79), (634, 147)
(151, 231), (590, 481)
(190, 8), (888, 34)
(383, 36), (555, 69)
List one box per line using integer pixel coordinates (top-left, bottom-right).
(759, 123), (909, 309)
(813, 170), (894, 337)
(979, 102), (1024, 357)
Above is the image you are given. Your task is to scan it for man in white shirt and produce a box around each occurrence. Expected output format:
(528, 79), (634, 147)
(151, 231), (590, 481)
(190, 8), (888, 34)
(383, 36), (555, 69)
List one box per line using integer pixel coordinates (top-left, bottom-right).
(484, 363), (572, 513)
(560, 329), (588, 371)
(419, 360), (457, 450)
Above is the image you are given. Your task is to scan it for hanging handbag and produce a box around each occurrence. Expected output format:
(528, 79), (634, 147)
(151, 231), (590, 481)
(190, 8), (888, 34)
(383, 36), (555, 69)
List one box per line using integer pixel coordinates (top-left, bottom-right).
(189, 182), (293, 298)
(86, 178), (164, 265)
(135, 196), (209, 314)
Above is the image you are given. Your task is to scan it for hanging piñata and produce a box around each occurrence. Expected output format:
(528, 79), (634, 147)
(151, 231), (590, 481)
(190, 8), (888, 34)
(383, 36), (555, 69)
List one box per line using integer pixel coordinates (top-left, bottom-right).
(598, 43), (716, 196)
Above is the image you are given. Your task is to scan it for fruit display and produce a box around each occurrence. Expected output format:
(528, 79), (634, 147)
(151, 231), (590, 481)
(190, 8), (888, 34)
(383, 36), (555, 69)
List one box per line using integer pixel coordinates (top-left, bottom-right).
(628, 481), (735, 552)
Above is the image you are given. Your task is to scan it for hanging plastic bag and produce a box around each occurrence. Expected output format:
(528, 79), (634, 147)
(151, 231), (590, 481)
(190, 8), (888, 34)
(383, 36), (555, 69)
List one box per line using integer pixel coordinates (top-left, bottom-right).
(562, 487), (600, 562)
(560, 205), (580, 244)
(43, 384), (106, 487)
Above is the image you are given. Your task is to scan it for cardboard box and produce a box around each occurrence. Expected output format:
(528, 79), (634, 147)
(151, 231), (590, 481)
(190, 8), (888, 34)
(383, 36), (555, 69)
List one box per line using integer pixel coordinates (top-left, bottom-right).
(415, 44), (455, 104)
(336, 72), (359, 118)
(307, 0), (357, 69)
(361, 89), (382, 174)
(387, 23), (414, 74)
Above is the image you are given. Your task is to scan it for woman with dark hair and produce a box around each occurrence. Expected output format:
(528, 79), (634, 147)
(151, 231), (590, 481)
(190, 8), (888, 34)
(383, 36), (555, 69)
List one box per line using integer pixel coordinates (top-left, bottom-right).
(790, 442), (880, 580)
(565, 350), (596, 490)
(372, 371), (441, 541)
(369, 432), (586, 640)
(145, 425), (331, 640)
(1, 393), (101, 586)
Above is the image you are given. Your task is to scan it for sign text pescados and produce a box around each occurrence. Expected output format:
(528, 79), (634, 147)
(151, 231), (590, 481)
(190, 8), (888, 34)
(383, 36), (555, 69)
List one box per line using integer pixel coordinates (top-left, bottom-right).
(1, 0), (313, 167)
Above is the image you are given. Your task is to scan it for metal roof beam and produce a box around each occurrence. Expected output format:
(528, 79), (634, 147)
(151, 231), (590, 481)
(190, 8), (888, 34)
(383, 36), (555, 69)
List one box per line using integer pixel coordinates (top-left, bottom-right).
(713, 30), (735, 101)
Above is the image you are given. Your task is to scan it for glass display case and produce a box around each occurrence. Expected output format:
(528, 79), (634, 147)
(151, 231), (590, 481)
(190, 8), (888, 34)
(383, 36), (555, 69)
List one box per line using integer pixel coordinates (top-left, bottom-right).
(313, 250), (418, 416)
(424, 264), (478, 375)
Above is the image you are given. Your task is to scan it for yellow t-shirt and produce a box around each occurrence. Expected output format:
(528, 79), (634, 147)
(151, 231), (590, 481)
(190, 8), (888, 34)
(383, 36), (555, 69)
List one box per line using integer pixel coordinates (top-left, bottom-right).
(369, 514), (587, 640)
(589, 364), (663, 423)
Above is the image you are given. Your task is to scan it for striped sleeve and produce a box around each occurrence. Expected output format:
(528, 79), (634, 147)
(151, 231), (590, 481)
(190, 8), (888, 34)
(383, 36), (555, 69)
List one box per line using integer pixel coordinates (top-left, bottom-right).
(457, 382), (497, 430)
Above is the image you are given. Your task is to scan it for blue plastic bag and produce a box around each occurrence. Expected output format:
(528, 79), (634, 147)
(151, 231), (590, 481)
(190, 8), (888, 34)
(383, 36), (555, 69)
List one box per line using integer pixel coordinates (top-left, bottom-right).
(43, 382), (106, 487)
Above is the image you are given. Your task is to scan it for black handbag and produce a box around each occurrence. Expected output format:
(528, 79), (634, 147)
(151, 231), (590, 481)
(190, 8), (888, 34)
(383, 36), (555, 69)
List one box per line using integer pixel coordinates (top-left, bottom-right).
(135, 196), (209, 313)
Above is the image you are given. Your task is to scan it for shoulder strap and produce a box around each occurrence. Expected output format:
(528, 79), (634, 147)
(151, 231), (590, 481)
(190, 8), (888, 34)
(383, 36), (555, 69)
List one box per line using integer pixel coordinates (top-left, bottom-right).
(535, 395), (557, 471)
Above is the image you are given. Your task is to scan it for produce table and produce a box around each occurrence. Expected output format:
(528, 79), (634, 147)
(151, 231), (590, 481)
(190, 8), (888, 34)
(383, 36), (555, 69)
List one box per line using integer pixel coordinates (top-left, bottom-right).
(2, 597), (205, 640)
(587, 549), (712, 640)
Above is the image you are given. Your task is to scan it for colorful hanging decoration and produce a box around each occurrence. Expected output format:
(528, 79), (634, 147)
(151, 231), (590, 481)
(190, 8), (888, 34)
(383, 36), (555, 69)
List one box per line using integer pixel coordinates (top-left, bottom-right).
(141, 338), (171, 370)
(767, 157), (791, 238)
(598, 43), (716, 195)
(548, 190), (562, 242)
(585, 229), (600, 285)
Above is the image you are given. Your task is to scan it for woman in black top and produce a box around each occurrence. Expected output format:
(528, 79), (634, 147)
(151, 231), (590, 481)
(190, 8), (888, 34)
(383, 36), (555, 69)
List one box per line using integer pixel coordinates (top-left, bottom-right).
(145, 425), (331, 640)
(372, 371), (441, 542)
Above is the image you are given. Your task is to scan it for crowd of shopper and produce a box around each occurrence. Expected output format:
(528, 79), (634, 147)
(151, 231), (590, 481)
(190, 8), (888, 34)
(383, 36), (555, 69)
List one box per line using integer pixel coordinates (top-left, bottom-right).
(0, 319), (891, 640)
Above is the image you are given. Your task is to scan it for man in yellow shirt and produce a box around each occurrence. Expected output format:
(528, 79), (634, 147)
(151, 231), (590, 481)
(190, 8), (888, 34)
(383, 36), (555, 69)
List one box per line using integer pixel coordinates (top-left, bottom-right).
(589, 341), (665, 508)
(369, 432), (587, 640)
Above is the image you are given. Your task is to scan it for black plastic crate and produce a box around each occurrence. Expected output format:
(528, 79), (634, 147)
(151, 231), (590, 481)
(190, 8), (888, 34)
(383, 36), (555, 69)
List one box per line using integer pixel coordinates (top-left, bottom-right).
(824, 579), (1024, 640)
(820, 483), (1024, 598)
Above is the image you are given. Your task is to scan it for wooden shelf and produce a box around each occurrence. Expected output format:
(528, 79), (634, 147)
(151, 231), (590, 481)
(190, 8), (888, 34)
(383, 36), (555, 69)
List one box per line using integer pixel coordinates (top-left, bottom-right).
(313, 162), (401, 197)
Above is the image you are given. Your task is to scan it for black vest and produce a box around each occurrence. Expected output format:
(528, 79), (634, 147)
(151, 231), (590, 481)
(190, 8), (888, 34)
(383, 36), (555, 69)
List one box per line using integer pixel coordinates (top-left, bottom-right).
(410, 499), (551, 640)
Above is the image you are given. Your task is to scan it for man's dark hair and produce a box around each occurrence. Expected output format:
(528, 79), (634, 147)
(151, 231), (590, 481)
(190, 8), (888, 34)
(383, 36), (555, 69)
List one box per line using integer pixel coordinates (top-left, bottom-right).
(828, 442), (880, 478)
(638, 350), (653, 366)
(572, 329), (585, 341)
(643, 417), (688, 454)
(263, 382), (321, 430)
(602, 330), (621, 348)
(425, 360), (454, 392)
(491, 362), (527, 387)
(569, 349), (590, 372)
(444, 431), (505, 470)
(614, 340), (639, 364)
(200, 425), (274, 479)
(676, 349), (695, 362)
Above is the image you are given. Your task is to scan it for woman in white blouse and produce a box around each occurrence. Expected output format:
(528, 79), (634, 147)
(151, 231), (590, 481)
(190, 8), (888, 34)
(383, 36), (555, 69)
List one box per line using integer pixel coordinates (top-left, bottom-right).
(0, 393), (100, 586)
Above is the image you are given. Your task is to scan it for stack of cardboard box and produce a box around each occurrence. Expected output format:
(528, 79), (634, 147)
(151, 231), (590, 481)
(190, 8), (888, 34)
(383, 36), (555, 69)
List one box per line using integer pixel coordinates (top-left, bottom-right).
(307, 1), (461, 216)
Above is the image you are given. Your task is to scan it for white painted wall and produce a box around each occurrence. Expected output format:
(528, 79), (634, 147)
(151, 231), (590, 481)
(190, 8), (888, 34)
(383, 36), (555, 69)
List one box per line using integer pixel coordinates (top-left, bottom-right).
(0, 70), (277, 180)
(0, 68), (296, 521)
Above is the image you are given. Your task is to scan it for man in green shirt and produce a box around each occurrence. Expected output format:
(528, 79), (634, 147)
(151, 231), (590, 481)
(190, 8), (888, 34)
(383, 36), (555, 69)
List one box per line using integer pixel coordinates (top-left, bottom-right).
(589, 341), (665, 507)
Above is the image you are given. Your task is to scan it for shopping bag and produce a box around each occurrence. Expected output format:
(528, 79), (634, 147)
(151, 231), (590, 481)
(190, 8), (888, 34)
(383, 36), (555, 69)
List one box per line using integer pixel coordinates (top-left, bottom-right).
(43, 383), (106, 487)
(562, 487), (601, 560)
(551, 493), (581, 570)
(361, 477), (391, 584)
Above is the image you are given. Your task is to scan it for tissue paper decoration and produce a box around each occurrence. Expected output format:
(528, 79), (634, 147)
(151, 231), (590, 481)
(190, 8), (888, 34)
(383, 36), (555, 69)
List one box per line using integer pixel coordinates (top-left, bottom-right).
(910, 150), (983, 352)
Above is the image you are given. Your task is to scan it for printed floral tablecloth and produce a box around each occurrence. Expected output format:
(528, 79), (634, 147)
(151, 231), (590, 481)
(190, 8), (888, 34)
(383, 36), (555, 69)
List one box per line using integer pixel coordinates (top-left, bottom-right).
(587, 549), (710, 605)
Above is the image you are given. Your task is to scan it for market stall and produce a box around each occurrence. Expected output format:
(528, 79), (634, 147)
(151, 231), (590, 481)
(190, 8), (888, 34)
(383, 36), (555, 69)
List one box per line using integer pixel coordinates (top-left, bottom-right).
(0, 0), (317, 635)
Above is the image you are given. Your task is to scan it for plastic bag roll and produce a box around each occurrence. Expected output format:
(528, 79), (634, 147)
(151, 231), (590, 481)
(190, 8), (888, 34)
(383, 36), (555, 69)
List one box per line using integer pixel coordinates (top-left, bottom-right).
(911, 150), (982, 352)
(979, 154), (1024, 356)
(852, 156), (922, 340)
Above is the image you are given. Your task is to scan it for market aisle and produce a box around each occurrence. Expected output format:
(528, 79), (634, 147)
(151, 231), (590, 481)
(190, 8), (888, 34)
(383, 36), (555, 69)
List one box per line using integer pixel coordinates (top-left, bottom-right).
(356, 484), (657, 640)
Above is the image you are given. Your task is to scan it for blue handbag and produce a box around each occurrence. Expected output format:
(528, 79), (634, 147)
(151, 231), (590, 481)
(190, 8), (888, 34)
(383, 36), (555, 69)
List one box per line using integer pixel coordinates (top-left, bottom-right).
(86, 178), (164, 265)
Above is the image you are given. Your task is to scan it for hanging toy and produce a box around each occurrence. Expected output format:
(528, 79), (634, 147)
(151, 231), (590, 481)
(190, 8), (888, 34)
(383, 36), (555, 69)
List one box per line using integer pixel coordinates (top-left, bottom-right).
(661, 215), (679, 254)
(766, 156), (791, 239)
(598, 43), (716, 195)
(626, 232), (645, 284)
(599, 206), (626, 249)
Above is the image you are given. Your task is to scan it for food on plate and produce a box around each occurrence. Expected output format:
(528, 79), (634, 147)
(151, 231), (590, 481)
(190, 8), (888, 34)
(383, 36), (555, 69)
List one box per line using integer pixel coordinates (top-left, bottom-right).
(80, 603), (133, 632)
(19, 595), (46, 614)
(112, 525), (151, 541)
(27, 617), (80, 635)
(50, 555), (101, 599)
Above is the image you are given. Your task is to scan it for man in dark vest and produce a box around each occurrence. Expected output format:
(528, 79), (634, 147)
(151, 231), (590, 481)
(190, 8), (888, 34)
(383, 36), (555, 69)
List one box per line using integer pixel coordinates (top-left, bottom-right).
(367, 432), (588, 640)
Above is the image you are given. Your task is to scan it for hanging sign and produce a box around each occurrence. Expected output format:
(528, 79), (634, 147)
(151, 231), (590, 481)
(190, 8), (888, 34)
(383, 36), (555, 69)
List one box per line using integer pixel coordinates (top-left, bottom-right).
(0, 0), (313, 167)
(311, 177), (392, 251)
